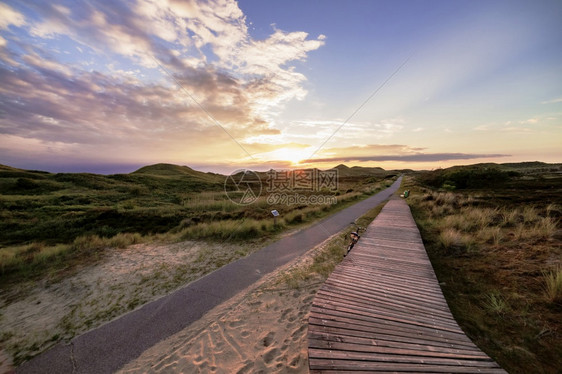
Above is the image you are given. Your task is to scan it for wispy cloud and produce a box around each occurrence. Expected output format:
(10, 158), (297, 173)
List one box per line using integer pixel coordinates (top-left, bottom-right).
(520, 118), (539, 125)
(541, 97), (562, 104)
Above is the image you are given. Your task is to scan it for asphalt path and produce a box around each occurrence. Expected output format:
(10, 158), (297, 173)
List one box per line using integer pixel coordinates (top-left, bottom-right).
(17, 177), (402, 373)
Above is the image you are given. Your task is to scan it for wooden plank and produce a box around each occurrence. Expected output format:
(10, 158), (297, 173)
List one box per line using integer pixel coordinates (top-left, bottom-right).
(308, 315), (475, 348)
(308, 325), (479, 352)
(308, 348), (500, 368)
(308, 331), (487, 357)
(309, 359), (507, 373)
(308, 198), (507, 373)
(316, 284), (453, 318)
(308, 339), (490, 361)
(310, 300), (462, 333)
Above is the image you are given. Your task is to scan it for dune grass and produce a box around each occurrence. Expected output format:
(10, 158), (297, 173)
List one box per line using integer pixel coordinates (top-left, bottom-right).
(404, 172), (562, 374)
(0, 164), (394, 285)
(543, 266), (562, 304)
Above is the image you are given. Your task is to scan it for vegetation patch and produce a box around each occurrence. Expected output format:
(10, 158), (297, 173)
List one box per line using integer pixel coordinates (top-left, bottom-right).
(404, 163), (562, 374)
(0, 163), (395, 284)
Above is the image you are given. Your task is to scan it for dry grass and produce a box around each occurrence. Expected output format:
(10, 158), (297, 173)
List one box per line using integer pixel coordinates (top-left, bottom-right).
(0, 232), (145, 277)
(179, 218), (282, 241)
(411, 191), (558, 255)
(543, 266), (562, 304)
(477, 226), (504, 245)
(404, 175), (562, 374)
(438, 228), (475, 252)
(484, 292), (510, 315)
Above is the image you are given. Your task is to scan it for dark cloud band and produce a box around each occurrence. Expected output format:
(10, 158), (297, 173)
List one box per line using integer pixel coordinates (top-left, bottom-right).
(304, 153), (510, 163)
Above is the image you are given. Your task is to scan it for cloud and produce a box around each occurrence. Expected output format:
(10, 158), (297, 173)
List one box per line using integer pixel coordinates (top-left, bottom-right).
(541, 97), (562, 104)
(240, 142), (310, 154)
(304, 153), (510, 163)
(297, 144), (508, 164)
(520, 118), (539, 125)
(0, 3), (26, 30)
(0, 0), (325, 168)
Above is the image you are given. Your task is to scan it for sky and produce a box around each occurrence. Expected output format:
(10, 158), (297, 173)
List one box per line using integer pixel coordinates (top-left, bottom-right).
(0, 0), (561, 174)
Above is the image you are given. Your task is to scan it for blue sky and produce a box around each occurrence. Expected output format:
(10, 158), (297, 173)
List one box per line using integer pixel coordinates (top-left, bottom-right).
(0, 0), (560, 174)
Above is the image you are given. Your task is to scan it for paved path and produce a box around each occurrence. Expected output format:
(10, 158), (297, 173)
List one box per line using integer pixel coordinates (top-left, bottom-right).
(308, 198), (507, 373)
(18, 178), (402, 373)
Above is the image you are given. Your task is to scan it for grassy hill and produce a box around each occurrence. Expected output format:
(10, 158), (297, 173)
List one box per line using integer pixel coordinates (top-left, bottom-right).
(0, 164), (227, 247)
(332, 164), (386, 177)
(415, 162), (562, 193)
(0, 163), (398, 281)
(133, 163), (224, 183)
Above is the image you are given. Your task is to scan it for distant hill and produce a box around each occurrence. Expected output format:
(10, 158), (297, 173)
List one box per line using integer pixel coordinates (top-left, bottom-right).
(415, 161), (562, 189)
(0, 164), (51, 179)
(132, 163), (224, 183)
(331, 164), (388, 178)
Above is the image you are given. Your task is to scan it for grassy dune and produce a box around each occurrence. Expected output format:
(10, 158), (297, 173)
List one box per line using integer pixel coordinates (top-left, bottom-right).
(0, 163), (396, 367)
(0, 163), (396, 283)
(405, 163), (562, 374)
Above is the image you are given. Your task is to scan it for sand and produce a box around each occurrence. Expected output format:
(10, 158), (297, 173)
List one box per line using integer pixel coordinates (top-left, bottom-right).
(118, 237), (333, 374)
(1, 233), (334, 373)
(0, 240), (253, 372)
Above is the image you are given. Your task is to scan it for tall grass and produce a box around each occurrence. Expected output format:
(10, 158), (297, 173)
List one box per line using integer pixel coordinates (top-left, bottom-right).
(179, 218), (284, 241)
(484, 292), (509, 315)
(0, 232), (144, 276)
(412, 191), (558, 253)
(477, 226), (503, 245)
(543, 266), (562, 303)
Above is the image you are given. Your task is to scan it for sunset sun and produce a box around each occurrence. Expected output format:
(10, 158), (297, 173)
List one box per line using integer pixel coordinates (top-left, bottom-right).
(267, 147), (312, 166)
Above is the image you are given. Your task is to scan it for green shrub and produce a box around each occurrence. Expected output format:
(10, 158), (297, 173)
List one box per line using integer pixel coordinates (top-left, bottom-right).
(16, 178), (40, 190)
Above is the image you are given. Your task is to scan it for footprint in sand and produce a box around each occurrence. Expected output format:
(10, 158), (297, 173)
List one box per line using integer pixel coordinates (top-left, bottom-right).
(262, 331), (275, 347)
(288, 354), (302, 369)
(263, 347), (278, 365)
(236, 361), (254, 374)
(228, 319), (245, 328)
(291, 324), (307, 342)
(278, 308), (291, 322)
(248, 300), (262, 307)
(193, 354), (204, 365)
(280, 338), (290, 352)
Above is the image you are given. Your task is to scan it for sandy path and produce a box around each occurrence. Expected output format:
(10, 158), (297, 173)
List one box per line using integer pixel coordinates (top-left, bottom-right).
(0, 240), (251, 372)
(118, 236), (337, 374)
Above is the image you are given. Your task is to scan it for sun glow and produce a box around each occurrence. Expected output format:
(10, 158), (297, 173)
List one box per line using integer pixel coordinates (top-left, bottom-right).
(264, 147), (312, 165)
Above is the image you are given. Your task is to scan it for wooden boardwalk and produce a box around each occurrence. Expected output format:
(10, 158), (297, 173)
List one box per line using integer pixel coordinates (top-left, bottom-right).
(308, 198), (506, 373)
